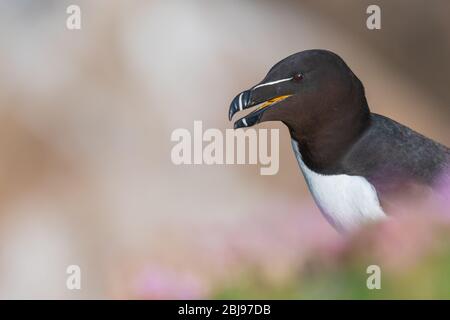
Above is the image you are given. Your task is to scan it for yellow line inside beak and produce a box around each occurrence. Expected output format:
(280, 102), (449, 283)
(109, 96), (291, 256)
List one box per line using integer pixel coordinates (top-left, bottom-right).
(257, 95), (292, 110)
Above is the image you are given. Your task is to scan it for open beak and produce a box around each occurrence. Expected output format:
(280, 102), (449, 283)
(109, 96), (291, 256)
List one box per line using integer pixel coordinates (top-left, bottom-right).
(229, 90), (291, 128)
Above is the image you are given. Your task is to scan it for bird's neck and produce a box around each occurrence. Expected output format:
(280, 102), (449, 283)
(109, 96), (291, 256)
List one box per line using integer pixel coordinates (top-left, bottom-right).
(288, 99), (371, 174)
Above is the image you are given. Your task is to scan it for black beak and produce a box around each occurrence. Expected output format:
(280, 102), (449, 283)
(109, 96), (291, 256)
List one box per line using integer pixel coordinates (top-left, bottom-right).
(229, 88), (269, 129)
(228, 87), (292, 129)
(233, 108), (264, 129)
(228, 90), (252, 121)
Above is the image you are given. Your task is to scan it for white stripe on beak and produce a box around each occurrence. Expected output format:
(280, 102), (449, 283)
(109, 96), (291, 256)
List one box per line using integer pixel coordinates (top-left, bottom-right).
(242, 118), (248, 126)
(238, 93), (243, 111)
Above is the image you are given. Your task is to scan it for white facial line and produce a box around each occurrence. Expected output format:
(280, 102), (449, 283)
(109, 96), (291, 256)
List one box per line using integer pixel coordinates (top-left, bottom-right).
(242, 118), (248, 126)
(253, 77), (293, 89)
(238, 92), (243, 111)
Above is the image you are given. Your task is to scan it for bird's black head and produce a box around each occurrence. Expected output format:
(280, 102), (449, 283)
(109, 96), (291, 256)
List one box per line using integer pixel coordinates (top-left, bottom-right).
(229, 49), (370, 170)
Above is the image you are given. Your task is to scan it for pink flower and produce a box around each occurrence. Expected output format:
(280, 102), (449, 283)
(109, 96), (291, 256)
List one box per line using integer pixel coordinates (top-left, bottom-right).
(133, 265), (207, 299)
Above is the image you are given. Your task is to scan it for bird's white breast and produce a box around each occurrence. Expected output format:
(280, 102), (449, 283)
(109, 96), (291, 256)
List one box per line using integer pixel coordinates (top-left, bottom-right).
(291, 140), (386, 232)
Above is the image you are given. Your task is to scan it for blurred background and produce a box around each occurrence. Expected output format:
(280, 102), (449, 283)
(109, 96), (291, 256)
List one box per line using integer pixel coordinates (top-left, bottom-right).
(0, 0), (449, 299)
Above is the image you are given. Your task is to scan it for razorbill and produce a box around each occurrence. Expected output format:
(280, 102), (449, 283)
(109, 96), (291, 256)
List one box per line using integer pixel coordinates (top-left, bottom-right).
(228, 49), (450, 233)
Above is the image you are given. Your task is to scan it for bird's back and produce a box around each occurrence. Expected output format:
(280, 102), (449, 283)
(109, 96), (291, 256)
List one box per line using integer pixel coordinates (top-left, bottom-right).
(341, 113), (450, 202)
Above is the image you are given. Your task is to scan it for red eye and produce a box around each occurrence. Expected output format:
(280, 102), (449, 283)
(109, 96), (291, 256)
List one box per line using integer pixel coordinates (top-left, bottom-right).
(293, 73), (303, 81)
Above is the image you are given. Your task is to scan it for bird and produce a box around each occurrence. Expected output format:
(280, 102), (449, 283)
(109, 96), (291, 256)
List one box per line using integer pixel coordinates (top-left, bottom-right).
(228, 49), (450, 233)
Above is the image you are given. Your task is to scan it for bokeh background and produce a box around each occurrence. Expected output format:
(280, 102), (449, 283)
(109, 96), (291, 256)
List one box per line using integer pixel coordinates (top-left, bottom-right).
(0, 0), (449, 299)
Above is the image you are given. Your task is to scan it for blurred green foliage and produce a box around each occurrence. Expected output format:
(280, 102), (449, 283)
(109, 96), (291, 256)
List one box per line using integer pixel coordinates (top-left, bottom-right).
(213, 229), (450, 299)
